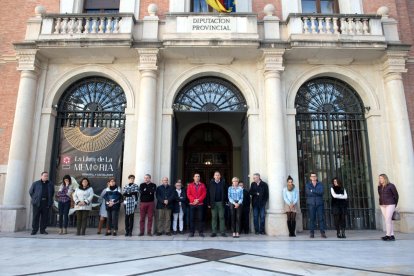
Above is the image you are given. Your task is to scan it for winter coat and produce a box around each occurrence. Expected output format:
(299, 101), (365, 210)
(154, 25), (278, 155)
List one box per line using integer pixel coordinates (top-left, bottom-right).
(155, 184), (175, 209)
(29, 180), (54, 207)
(103, 186), (123, 211)
(378, 183), (399, 206)
(249, 181), (269, 208)
(173, 188), (187, 213)
(305, 181), (324, 206)
(73, 186), (94, 211)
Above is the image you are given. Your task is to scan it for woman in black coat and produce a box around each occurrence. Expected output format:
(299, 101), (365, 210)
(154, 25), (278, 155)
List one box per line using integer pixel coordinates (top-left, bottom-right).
(331, 177), (348, 238)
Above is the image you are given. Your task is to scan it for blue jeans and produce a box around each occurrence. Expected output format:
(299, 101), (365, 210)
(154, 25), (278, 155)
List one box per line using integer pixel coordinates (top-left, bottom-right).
(193, 0), (208, 12)
(308, 204), (326, 233)
(253, 205), (265, 233)
(58, 201), (70, 228)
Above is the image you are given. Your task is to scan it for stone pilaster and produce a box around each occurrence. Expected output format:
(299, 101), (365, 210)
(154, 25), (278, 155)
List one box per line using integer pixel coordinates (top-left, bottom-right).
(262, 49), (289, 236)
(381, 50), (414, 233)
(0, 49), (41, 232)
(135, 49), (159, 183)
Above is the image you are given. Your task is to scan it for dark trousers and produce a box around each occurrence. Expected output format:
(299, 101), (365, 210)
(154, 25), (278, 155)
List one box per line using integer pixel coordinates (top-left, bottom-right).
(308, 204), (326, 234)
(211, 202), (225, 234)
(189, 205), (204, 234)
(107, 209), (119, 231)
(157, 208), (172, 233)
(240, 207), (250, 234)
(230, 204), (242, 233)
(76, 210), (89, 235)
(140, 202), (154, 234)
(253, 205), (266, 233)
(125, 212), (135, 234)
(58, 201), (70, 228)
(32, 200), (49, 233)
(334, 214), (346, 232)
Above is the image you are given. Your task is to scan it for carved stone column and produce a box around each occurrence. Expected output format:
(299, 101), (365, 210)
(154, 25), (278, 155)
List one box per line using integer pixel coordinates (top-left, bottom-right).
(0, 49), (41, 232)
(135, 49), (159, 181)
(262, 49), (288, 236)
(382, 50), (414, 233)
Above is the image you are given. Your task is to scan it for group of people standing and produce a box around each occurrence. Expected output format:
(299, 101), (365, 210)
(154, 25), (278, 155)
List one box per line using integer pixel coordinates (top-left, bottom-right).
(29, 171), (399, 241)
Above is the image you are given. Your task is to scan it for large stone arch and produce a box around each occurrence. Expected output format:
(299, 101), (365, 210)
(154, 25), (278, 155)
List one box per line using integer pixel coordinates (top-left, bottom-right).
(164, 65), (259, 111)
(286, 65), (380, 111)
(43, 64), (135, 109)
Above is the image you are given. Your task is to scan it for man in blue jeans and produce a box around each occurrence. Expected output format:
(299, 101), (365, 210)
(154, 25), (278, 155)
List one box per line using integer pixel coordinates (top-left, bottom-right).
(249, 173), (269, 235)
(305, 172), (327, 238)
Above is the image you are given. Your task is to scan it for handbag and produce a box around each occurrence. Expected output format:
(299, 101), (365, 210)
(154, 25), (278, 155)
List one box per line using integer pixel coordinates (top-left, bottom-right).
(392, 210), (401, 221)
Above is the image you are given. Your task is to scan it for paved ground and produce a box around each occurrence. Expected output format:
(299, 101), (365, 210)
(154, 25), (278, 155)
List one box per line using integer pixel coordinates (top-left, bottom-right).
(0, 229), (413, 276)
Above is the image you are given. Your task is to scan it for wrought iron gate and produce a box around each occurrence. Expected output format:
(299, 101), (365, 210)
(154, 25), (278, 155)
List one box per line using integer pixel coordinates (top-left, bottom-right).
(295, 77), (375, 230)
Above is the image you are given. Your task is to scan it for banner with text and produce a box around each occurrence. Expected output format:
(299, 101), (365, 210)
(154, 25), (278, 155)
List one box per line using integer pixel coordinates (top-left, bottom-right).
(56, 127), (123, 196)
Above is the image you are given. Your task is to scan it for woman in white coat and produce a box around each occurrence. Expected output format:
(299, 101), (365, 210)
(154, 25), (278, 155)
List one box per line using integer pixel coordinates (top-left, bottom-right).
(73, 178), (94, 235)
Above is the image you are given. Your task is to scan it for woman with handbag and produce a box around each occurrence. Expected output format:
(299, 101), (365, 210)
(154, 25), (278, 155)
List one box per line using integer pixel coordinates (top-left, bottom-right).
(378, 173), (399, 241)
(330, 177), (348, 238)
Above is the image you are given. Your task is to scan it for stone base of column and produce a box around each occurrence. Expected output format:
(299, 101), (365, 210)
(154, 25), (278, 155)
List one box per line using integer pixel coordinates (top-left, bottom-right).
(265, 211), (289, 236)
(398, 212), (414, 233)
(0, 205), (26, 232)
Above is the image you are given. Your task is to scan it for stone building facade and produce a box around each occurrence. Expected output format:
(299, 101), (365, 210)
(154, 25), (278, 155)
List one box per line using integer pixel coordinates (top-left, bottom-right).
(0, 0), (413, 234)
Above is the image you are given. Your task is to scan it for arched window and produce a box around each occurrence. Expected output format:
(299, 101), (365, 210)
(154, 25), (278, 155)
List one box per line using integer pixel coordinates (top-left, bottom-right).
(173, 77), (247, 112)
(58, 76), (126, 128)
(295, 77), (375, 230)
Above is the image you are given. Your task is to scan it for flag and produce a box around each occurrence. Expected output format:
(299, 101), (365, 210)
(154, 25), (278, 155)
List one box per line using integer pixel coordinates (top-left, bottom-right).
(206, 0), (231, 13)
(225, 0), (236, 12)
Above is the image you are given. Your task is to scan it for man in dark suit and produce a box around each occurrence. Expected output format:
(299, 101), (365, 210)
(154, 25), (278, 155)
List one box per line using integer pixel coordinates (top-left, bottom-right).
(29, 171), (54, 235)
(207, 171), (228, 237)
(249, 173), (269, 235)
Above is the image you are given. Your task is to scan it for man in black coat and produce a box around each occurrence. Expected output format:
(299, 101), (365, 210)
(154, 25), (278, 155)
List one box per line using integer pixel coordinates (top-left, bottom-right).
(155, 177), (175, 236)
(29, 172), (54, 235)
(249, 173), (269, 235)
(239, 181), (251, 234)
(207, 171), (228, 237)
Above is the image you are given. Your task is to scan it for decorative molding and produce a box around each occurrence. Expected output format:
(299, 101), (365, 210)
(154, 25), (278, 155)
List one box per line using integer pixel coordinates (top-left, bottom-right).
(262, 49), (285, 72)
(381, 51), (408, 78)
(137, 48), (159, 71)
(16, 49), (41, 73)
(0, 54), (17, 64)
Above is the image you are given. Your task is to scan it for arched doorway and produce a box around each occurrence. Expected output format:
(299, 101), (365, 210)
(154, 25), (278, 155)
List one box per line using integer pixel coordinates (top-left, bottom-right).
(183, 123), (233, 184)
(50, 76), (127, 225)
(295, 77), (375, 230)
(172, 77), (248, 185)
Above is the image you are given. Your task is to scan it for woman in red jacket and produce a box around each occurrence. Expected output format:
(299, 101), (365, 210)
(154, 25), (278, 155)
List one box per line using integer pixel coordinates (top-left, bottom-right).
(378, 173), (399, 241)
(187, 173), (207, 237)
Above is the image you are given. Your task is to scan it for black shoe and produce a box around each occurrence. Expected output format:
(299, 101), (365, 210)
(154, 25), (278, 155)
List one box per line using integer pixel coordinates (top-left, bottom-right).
(260, 231), (265, 235)
(105, 232), (111, 236)
(172, 231), (177, 235)
(221, 233), (227, 237)
(389, 235), (395, 241)
(125, 233), (129, 237)
(138, 233), (144, 236)
(112, 231), (117, 236)
(321, 233), (327, 238)
(337, 233), (342, 238)
(310, 233), (315, 238)
(166, 232), (172, 236)
(147, 233), (153, 236)
(210, 233), (217, 237)
(156, 232), (162, 236)
(40, 231), (48, 235)
(179, 231), (184, 235)
(255, 231), (259, 235)
(30, 231), (37, 235)
(189, 232), (194, 237)
(381, 235), (390, 241)
(199, 232), (205, 237)
(129, 233), (132, 237)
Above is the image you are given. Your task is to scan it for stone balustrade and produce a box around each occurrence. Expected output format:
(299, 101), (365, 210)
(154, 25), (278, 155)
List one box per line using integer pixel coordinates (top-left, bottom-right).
(287, 14), (384, 37)
(40, 13), (135, 36)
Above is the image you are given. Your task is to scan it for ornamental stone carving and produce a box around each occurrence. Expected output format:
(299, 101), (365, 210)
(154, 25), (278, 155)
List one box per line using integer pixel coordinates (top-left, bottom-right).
(138, 49), (159, 71)
(16, 49), (41, 73)
(262, 49), (285, 72)
(381, 51), (408, 80)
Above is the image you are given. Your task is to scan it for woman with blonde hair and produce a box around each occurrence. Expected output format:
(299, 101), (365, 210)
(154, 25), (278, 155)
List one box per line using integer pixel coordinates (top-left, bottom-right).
(228, 177), (243, 238)
(378, 174), (399, 241)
